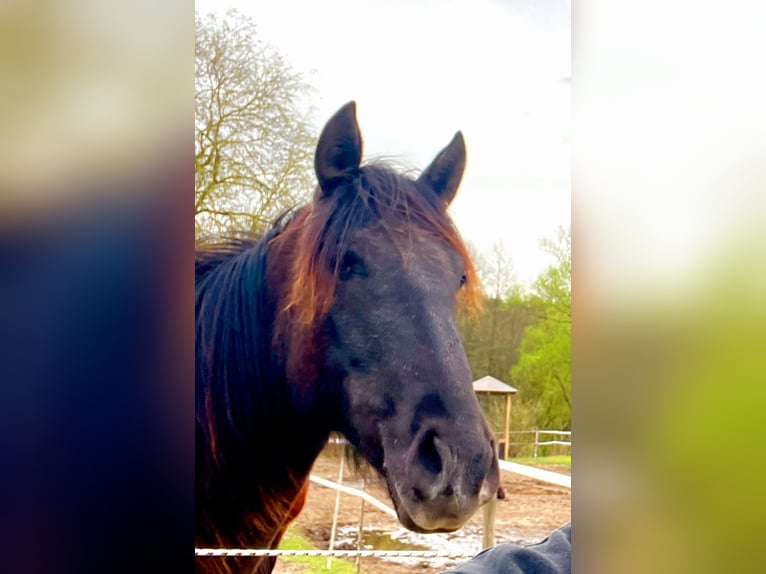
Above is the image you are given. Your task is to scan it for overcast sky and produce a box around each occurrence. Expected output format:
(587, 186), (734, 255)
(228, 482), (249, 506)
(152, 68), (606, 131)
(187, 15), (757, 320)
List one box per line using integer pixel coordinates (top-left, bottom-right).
(196, 0), (571, 288)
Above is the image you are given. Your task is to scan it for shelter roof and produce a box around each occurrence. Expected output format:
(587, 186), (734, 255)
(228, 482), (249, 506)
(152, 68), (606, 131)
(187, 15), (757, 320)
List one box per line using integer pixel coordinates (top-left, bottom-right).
(472, 375), (518, 394)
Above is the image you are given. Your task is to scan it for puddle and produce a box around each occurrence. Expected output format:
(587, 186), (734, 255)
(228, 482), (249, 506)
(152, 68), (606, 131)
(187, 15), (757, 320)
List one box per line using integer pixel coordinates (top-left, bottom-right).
(332, 523), (545, 568)
(360, 530), (430, 551)
(334, 524), (484, 568)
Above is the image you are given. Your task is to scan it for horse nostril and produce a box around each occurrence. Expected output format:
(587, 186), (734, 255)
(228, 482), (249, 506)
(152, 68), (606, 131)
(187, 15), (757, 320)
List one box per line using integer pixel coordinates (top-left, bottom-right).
(412, 487), (427, 501)
(417, 429), (443, 476)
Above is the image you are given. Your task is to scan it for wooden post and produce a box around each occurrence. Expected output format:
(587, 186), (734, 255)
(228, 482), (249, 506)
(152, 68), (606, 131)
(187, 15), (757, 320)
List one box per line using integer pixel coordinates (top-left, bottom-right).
(482, 494), (497, 549)
(482, 441), (499, 549)
(326, 452), (345, 569)
(503, 394), (511, 461)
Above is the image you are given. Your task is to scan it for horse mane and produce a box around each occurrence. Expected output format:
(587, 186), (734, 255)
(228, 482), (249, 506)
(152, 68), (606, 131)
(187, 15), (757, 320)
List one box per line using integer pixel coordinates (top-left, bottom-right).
(195, 221), (305, 549)
(273, 160), (481, 338)
(195, 226), (282, 444)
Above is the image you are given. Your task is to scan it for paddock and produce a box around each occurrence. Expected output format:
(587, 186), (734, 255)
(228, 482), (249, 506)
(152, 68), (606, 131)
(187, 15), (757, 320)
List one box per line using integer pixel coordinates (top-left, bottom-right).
(271, 446), (571, 574)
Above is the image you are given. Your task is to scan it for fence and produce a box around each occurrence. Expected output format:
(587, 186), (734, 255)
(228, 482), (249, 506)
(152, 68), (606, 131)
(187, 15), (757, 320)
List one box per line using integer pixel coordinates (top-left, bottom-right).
(310, 446), (572, 569)
(503, 429), (571, 458)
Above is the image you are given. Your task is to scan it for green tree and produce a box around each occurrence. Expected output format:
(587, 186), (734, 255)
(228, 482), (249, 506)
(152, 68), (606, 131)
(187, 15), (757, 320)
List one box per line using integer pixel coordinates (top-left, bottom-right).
(460, 242), (538, 451)
(195, 10), (316, 236)
(511, 226), (571, 430)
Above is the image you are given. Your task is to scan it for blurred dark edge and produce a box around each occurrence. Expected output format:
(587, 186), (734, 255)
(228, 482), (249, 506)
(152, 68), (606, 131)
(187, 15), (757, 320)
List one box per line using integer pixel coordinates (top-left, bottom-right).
(0, 151), (194, 573)
(0, 0), (194, 571)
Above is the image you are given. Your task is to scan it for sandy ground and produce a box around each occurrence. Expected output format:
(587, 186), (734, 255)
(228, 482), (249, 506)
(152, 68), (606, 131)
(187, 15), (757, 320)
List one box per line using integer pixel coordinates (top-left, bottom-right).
(274, 446), (571, 574)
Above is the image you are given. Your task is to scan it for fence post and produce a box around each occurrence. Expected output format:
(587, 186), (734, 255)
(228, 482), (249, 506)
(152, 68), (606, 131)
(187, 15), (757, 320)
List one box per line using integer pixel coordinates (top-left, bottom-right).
(534, 429), (539, 458)
(482, 440), (499, 549)
(326, 449), (346, 569)
(355, 476), (367, 574)
(503, 394), (511, 460)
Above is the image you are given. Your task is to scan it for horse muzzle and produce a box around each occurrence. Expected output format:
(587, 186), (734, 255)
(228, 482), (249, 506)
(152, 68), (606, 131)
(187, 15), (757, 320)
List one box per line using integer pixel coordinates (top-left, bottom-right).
(385, 425), (499, 532)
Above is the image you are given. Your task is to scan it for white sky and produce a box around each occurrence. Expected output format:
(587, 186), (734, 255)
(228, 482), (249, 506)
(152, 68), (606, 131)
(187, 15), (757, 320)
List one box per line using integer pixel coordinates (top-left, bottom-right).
(196, 0), (571, 288)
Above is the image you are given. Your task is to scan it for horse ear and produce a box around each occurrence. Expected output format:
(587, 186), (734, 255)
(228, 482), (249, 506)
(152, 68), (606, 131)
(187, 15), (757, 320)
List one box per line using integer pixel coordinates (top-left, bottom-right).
(314, 101), (363, 197)
(417, 132), (466, 207)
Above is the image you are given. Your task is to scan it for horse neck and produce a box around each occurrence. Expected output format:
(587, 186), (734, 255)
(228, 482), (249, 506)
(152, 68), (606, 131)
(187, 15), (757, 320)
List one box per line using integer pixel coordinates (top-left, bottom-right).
(196, 231), (331, 557)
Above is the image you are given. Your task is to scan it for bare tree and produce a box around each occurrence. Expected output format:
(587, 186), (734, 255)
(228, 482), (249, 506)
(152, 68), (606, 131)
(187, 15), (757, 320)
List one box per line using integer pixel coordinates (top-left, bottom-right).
(477, 241), (519, 300)
(195, 10), (317, 235)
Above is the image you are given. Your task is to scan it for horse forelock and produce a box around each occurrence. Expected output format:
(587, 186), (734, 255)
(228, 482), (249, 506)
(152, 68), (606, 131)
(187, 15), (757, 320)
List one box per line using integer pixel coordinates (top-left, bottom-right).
(275, 161), (481, 341)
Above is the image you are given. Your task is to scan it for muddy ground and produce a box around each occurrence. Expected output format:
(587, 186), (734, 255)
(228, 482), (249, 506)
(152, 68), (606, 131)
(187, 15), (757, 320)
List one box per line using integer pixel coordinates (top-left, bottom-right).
(274, 446), (571, 574)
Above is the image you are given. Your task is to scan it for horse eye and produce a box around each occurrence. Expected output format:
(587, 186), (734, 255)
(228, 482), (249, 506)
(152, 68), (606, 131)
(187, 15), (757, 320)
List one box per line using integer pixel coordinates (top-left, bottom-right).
(459, 274), (467, 288)
(338, 251), (367, 280)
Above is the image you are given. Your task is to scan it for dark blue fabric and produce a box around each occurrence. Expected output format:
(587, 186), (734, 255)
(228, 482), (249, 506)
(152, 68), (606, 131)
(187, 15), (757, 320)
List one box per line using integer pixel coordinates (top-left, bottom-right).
(0, 186), (193, 574)
(441, 524), (571, 574)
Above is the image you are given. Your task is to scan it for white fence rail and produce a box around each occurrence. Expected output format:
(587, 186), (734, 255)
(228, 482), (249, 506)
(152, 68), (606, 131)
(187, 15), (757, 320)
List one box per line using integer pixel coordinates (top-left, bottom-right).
(195, 548), (479, 558)
(309, 474), (397, 518)
(504, 429), (571, 458)
(497, 459), (571, 489)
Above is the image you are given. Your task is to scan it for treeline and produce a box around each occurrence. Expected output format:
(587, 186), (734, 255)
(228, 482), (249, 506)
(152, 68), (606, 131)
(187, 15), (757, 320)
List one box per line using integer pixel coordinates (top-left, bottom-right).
(463, 229), (571, 454)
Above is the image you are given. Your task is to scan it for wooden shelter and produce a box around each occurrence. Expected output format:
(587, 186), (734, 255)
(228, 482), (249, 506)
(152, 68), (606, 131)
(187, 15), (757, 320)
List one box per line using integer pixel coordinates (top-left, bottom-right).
(472, 375), (518, 460)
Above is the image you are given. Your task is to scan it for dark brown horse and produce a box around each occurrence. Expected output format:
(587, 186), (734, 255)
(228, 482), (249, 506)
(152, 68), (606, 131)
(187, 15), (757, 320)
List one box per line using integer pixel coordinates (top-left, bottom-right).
(195, 102), (499, 573)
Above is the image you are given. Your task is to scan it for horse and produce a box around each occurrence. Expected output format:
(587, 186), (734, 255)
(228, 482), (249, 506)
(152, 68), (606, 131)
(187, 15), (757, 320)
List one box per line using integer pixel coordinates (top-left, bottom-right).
(195, 102), (500, 573)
